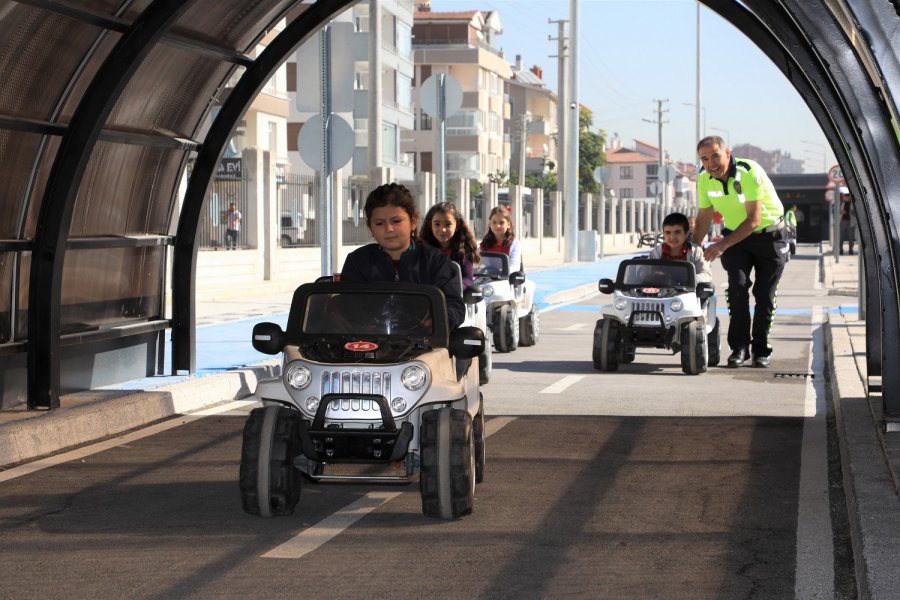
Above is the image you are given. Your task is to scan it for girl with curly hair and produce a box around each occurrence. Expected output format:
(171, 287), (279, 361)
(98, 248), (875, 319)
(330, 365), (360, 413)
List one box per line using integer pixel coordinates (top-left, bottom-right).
(420, 202), (481, 288)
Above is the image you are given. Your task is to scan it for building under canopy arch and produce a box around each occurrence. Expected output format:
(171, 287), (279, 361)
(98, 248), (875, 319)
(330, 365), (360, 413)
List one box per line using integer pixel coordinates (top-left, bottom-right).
(0, 0), (898, 428)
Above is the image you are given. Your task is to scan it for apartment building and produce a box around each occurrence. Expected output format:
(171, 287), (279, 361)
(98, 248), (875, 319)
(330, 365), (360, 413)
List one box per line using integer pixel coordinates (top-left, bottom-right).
(507, 55), (558, 180)
(285, 1), (416, 181)
(604, 137), (697, 210)
(406, 6), (512, 182)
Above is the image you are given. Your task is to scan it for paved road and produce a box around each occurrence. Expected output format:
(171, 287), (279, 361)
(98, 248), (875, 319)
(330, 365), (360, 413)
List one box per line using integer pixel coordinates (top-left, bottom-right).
(0, 247), (857, 598)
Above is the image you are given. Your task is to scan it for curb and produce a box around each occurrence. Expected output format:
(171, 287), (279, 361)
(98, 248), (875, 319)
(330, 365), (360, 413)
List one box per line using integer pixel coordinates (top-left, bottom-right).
(825, 313), (900, 600)
(0, 362), (279, 468)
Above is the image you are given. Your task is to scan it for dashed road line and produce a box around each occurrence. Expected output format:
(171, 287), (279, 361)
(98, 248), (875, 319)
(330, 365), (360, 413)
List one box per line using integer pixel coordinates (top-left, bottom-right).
(539, 375), (584, 394)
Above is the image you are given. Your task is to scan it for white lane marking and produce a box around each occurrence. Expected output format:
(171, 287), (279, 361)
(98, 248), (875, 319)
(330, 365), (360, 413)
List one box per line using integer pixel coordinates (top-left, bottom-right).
(262, 415), (517, 560)
(794, 306), (835, 598)
(0, 400), (259, 483)
(262, 491), (402, 559)
(562, 323), (586, 331)
(539, 375), (584, 394)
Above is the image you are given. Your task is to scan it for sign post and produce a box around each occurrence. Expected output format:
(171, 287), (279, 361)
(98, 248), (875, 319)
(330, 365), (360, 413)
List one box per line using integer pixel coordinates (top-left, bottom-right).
(420, 74), (462, 202)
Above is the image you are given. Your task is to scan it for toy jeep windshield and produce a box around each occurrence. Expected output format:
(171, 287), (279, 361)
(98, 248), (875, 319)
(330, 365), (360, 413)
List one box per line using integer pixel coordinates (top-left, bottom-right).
(593, 258), (720, 375)
(241, 281), (486, 520)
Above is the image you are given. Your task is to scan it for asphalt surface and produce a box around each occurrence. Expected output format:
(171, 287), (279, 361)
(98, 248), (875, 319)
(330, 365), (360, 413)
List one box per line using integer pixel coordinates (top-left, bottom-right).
(0, 241), (900, 598)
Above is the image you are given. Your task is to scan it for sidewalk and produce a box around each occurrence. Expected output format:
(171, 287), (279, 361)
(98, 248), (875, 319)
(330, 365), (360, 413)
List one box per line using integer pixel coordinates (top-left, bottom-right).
(1, 241), (898, 597)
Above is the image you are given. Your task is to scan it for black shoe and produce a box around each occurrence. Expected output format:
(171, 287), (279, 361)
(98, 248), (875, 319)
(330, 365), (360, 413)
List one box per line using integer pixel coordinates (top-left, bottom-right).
(727, 348), (749, 368)
(752, 354), (771, 368)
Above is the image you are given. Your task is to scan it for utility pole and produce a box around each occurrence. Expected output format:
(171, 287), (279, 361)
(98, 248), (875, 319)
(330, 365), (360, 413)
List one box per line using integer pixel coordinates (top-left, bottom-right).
(549, 18), (568, 210)
(565, 0), (579, 262)
(643, 98), (669, 219)
(518, 112), (528, 187)
(695, 2), (701, 146)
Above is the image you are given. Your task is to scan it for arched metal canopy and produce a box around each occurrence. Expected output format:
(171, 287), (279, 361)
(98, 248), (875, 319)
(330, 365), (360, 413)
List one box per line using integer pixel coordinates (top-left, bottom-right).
(0, 0), (897, 426)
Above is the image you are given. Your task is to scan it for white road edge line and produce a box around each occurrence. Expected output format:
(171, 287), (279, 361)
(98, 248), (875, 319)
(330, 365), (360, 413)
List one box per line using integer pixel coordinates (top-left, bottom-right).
(539, 375), (584, 394)
(794, 305), (835, 599)
(262, 415), (517, 560)
(0, 399), (260, 483)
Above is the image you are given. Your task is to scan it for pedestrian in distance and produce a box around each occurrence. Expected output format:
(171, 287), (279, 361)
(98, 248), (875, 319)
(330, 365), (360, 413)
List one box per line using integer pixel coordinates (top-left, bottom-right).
(419, 202), (481, 288)
(340, 183), (465, 330)
(838, 187), (857, 255)
(479, 205), (522, 273)
(648, 212), (712, 284)
(692, 135), (790, 369)
(224, 202), (241, 250)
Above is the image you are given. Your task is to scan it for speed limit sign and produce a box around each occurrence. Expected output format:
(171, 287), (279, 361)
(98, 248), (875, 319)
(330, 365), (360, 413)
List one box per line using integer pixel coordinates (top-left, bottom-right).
(828, 164), (844, 184)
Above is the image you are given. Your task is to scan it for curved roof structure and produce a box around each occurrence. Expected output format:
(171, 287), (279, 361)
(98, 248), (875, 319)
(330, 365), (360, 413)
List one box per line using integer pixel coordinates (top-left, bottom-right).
(0, 0), (898, 422)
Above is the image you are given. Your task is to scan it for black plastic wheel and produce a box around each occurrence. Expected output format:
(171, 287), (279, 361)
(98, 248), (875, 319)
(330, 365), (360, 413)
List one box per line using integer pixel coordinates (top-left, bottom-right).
(680, 321), (707, 375)
(420, 407), (475, 519)
(493, 304), (519, 353)
(595, 318), (620, 371)
(239, 405), (302, 517)
(473, 397), (485, 483)
(478, 339), (492, 385)
(518, 304), (540, 346)
(707, 319), (721, 367)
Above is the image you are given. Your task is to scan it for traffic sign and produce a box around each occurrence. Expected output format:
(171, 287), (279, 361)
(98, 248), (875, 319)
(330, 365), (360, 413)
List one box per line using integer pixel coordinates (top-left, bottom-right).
(659, 164), (677, 184)
(298, 113), (354, 173)
(593, 166), (611, 184)
(828, 164), (844, 184)
(420, 74), (463, 119)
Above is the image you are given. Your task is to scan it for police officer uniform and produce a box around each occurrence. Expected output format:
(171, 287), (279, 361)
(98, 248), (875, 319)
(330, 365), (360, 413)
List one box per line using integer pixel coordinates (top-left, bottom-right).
(697, 155), (789, 366)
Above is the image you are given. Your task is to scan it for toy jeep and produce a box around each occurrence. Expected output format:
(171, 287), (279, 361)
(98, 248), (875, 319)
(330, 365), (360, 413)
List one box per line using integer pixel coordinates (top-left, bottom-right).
(241, 281), (486, 520)
(447, 262), (492, 385)
(593, 258), (720, 374)
(474, 251), (540, 353)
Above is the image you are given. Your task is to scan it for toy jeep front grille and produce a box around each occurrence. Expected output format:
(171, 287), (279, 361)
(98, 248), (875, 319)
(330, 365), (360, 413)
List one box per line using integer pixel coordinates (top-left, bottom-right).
(321, 370), (392, 412)
(630, 300), (666, 326)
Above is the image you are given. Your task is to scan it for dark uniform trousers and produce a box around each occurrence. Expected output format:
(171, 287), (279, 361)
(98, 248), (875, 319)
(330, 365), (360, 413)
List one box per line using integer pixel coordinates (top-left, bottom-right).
(720, 228), (789, 356)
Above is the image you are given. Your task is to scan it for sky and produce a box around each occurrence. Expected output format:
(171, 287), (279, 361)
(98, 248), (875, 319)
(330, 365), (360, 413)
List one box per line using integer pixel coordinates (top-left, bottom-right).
(431, 0), (839, 172)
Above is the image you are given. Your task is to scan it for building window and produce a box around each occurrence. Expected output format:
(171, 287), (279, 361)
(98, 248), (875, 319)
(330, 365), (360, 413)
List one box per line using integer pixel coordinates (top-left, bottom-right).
(619, 166), (633, 180)
(397, 72), (413, 113)
(382, 122), (398, 162)
(620, 188), (633, 199)
(646, 164), (659, 177)
(397, 20), (412, 59)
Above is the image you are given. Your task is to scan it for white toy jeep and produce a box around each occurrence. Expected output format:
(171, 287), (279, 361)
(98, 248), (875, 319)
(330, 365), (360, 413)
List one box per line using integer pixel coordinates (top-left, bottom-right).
(593, 258), (720, 374)
(241, 281), (486, 520)
(474, 251), (539, 353)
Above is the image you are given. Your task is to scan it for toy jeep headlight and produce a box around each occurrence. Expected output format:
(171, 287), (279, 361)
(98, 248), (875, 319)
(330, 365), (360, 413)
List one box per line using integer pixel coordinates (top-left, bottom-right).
(614, 297), (628, 311)
(482, 285), (494, 298)
(670, 298), (684, 312)
(285, 364), (312, 390)
(401, 365), (428, 391)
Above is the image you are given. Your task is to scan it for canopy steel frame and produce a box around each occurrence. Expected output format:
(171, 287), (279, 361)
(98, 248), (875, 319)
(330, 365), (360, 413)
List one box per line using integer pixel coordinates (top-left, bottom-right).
(171, 0), (355, 374)
(26, 0), (192, 409)
(700, 0), (900, 423)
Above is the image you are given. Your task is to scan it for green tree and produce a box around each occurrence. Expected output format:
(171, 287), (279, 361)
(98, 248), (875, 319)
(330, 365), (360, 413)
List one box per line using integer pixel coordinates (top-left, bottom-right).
(579, 107), (606, 195)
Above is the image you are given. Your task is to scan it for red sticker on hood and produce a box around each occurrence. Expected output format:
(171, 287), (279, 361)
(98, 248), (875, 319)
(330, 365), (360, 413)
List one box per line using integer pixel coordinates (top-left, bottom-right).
(344, 341), (378, 352)
(642, 287), (660, 295)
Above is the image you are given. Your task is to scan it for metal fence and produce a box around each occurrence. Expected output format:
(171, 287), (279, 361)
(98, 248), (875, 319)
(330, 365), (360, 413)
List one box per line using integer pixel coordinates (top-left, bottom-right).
(275, 174), (375, 248)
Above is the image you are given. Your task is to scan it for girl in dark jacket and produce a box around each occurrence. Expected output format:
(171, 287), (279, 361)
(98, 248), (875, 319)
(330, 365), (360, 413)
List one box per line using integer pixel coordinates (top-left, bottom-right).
(419, 202), (481, 288)
(340, 183), (465, 329)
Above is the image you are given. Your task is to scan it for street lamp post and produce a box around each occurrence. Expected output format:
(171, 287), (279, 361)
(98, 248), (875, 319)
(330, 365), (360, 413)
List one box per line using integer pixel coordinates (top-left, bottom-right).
(711, 126), (730, 147)
(682, 102), (706, 143)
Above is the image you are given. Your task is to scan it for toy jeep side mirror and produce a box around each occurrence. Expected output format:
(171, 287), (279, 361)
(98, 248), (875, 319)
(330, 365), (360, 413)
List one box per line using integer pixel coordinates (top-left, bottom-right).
(696, 282), (715, 300)
(509, 271), (526, 286)
(252, 322), (285, 355)
(449, 326), (485, 359)
(463, 284), (484, 305)
(598, 278), (615, 294)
